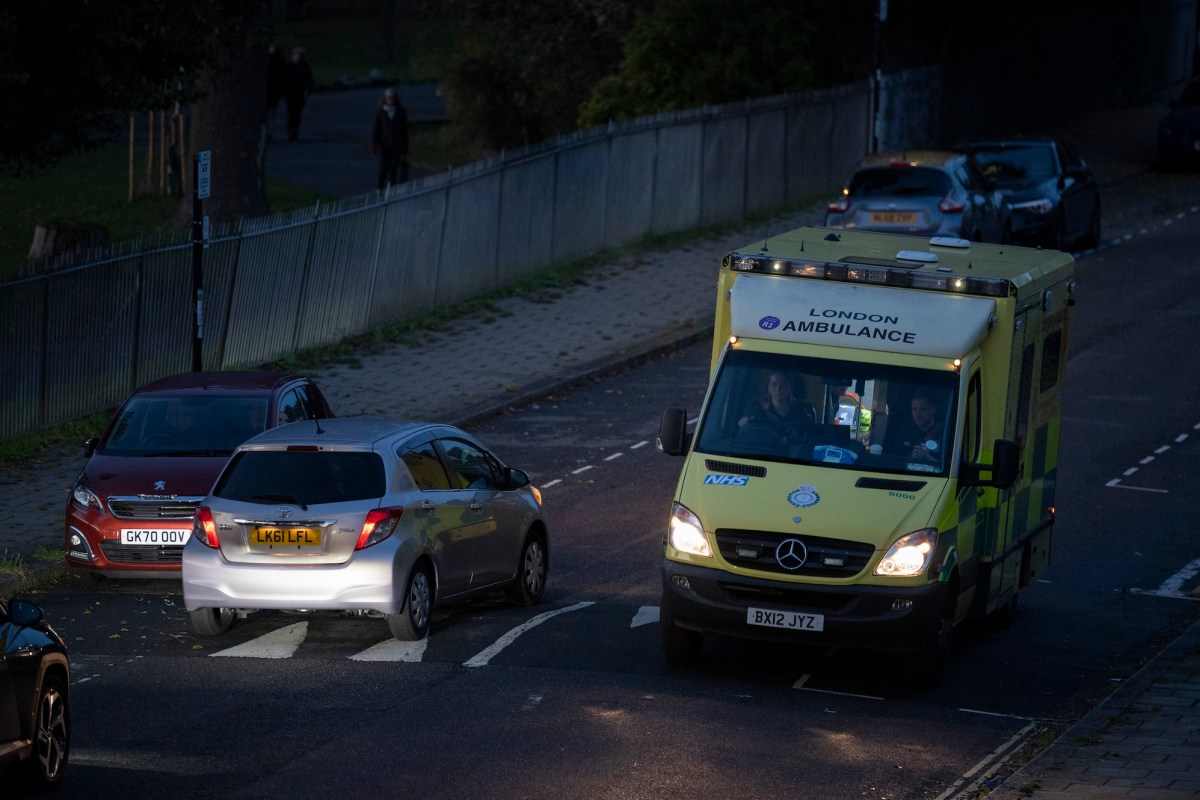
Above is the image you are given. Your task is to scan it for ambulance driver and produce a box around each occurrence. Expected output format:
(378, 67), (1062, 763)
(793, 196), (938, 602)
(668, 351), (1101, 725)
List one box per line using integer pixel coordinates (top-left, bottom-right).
(738, 371), (816, 441)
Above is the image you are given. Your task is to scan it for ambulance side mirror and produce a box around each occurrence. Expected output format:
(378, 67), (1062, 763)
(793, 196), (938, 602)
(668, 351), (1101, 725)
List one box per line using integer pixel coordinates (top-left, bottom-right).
(960, 439), (1018, 488)
(657, 407), (690, 456)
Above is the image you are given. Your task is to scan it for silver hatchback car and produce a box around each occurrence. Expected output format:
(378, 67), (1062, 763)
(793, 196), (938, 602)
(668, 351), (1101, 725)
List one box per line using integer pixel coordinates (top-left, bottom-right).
(824, 150), (1009, 243)
(182, 418), (548, 640)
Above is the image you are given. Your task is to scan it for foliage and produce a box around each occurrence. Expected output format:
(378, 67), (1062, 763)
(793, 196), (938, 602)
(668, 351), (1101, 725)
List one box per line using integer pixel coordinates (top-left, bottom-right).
(417, 0), (646, 150)
(0, 1), (270, 173)
(578, 0), (827, 126)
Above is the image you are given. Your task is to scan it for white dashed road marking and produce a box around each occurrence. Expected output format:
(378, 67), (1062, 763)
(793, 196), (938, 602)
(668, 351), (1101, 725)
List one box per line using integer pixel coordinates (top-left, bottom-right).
(210, 621), (307, 659)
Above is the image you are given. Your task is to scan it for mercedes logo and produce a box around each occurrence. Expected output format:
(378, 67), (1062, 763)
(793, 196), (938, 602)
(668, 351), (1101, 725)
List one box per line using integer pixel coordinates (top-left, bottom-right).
(275, 506), (293, 519)
(775, 538), (808, 571)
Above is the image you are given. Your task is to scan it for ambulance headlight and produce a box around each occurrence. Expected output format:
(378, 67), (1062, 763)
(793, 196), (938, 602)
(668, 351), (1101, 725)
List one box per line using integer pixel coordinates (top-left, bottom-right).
(668, 503), (711, 558)
(874, 528), (937, 577)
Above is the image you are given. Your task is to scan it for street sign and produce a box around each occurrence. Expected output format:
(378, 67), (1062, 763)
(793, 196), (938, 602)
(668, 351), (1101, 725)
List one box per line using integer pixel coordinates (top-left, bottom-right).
(196, 150), (211, 200)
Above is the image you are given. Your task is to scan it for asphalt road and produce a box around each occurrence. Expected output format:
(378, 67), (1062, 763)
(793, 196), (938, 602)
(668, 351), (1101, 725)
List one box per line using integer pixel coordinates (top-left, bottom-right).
(15, 209), (1200, 798)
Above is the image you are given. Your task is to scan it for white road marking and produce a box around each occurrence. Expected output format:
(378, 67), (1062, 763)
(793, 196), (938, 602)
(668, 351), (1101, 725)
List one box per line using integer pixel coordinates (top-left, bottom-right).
(605, 452), (624, 461)
(934, 722), (1039, 800)
(631, 606), (659, 628)
(522, 695), (543, 712)
(1131, 558), (1200, 600)
(1155, 445), (1171, 454)
(630, 440), (649, 449)
(1176, 433), (1189, 443)
(349, 637), (429, 662)
(571, 465), (593, 475)
(1106, 480), (1169, 493)
(464, 601), (594, 667)
(210, 621), (307, 659)
(790, 677), (883, 701)
(542, 479), (562, 488)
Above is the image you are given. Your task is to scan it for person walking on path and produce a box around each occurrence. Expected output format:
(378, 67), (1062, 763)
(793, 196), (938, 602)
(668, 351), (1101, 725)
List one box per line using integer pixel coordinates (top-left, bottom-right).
(266, 43), (287, 142)
(371, 87), (409, 190)
(284, 46), (315, 142)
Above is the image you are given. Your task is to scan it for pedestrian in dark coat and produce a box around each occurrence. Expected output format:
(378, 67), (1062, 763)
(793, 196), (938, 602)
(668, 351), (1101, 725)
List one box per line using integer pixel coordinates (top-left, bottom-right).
(371, 87), (409, 190)
(266, 43), (286, 141)
(284, 46), (315, 142)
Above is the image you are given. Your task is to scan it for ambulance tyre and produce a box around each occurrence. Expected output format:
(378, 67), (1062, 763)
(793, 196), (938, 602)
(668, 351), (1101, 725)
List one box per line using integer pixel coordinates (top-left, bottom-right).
(904, 608), (953, 690)
(661, 604), (702, 666)
(986, 592), (1019, 630)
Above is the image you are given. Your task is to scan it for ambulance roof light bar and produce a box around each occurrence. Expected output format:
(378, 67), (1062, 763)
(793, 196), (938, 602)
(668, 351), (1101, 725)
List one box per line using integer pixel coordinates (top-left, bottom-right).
(727, 252), (1012, 298)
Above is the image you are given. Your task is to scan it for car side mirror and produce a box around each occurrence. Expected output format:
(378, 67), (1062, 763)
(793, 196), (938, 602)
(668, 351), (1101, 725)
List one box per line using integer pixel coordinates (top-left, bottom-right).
(506, 467), (531, 488)
(83, 436), (98, 458)
(8, 598), (43, 626)
(960, 439), (1018, 488)
(657, 407), (690, 456)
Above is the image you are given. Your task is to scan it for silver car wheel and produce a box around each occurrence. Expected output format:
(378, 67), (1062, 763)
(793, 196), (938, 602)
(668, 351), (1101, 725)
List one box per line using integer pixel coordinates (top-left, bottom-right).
(30, 674), (69, 786)
(387, 563), (433, 640)
(506, 533), (547, 606)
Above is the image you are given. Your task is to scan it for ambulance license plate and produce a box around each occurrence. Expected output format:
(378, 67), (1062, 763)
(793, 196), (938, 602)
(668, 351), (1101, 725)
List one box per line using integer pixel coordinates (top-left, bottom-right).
(747, 607), (824, 631)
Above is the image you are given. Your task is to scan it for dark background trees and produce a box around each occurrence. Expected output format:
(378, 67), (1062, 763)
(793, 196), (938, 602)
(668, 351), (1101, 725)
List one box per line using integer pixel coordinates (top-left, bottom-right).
(0, 0), (273, 224)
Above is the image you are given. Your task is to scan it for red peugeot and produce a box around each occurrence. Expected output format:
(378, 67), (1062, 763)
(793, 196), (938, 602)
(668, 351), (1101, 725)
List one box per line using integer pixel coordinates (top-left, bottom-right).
(64, 371), (334, 580)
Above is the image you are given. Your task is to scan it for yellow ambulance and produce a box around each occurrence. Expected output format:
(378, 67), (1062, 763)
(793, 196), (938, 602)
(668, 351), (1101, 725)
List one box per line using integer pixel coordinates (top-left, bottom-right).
(657, 226), (1075, 686)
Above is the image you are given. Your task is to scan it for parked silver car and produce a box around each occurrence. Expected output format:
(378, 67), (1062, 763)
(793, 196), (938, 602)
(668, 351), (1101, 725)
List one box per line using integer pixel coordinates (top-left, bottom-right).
(181, 418), (549, 640)
(825, 150), (1009, 243)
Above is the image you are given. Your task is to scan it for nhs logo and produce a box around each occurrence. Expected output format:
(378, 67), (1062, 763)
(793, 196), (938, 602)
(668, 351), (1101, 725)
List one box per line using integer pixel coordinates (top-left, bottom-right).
(704, 474), (750, 486)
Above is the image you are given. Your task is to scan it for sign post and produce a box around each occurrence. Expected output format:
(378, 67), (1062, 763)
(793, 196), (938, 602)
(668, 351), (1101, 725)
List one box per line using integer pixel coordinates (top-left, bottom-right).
(192, 151), (211, 372)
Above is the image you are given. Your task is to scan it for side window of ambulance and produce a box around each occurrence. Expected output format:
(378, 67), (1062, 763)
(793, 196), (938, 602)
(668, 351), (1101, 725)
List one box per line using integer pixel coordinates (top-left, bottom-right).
(962, 371), (982, 463)
(1015, 344), (1035, 448)
(1039, 329), (1063, 393)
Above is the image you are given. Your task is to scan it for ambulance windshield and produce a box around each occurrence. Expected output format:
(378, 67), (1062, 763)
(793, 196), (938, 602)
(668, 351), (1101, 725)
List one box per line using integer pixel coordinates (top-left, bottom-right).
(694, 349), (958, 476)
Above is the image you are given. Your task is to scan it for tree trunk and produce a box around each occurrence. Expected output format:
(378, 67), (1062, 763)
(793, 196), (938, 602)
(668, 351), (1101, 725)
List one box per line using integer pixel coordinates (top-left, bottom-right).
(179, 43), (271, 226)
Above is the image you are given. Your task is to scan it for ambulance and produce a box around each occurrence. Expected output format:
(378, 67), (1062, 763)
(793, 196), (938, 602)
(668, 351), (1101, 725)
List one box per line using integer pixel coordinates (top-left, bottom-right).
(657, 226), (1075, 685)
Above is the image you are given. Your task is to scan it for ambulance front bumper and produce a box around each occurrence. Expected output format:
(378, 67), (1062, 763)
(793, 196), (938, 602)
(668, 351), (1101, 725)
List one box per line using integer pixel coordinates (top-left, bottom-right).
(661, 559), (946, 653)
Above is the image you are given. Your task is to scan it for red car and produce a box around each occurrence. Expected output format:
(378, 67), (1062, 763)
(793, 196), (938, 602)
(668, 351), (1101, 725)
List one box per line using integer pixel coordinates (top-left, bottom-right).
(64, 371), (334, 580)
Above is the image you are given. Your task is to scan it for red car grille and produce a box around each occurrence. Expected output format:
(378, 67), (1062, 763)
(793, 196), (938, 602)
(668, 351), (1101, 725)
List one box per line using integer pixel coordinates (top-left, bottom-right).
(107, 496), (202, 520)
(98, 542), (184, 564)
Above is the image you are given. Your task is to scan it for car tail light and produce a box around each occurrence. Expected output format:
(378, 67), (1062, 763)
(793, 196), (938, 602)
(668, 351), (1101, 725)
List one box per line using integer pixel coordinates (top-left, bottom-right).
(356, 507), (404, 550)
(938, 192), (965, 213)
(194, 507), (220, 549)
(827, 189), (850, 214)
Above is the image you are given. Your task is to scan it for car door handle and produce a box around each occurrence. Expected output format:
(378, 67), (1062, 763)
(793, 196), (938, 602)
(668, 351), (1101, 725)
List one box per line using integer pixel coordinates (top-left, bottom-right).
(419, 500), (436, 514)
(469, 502), (482, 512)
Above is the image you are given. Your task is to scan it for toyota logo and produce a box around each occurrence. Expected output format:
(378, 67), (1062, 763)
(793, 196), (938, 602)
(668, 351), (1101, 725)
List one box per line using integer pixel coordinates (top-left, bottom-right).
(775, 538), (808, 571)
(275, 506), (293, 519)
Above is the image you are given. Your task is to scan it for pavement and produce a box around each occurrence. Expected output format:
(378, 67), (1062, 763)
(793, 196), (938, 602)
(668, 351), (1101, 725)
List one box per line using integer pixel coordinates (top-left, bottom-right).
(3, 82), (1199, 798)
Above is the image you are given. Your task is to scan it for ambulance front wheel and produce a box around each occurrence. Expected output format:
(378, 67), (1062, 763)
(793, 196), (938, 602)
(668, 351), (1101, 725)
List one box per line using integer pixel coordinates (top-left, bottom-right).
(661, 604), (702, 666)
(904, 608), (952, 689)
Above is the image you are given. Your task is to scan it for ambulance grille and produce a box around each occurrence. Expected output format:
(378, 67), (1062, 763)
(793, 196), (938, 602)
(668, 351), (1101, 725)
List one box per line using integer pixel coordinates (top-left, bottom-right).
(854, 478), (927, 492)
(704, 460), (766, 477)
(715, 529), (873, 578)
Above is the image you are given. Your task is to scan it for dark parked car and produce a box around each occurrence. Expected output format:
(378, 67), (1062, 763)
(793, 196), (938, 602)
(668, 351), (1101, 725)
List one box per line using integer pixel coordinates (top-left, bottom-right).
(1158, 78), (1200, 168)
(957, 137), (1101, 251)
(65, 371), (334, 580)
(824, 151), (1009, 244)
(0, 598), (70, 789)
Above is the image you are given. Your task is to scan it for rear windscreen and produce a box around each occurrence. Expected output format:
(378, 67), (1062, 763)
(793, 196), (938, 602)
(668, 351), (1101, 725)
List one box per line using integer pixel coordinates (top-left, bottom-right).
(214, 450), (386, 505)
(850, 167), (952, 198)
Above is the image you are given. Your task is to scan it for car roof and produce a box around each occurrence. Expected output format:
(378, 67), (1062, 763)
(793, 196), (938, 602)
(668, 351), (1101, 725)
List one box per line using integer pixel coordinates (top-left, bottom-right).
(242, 416), (443, 447)
(132, 370), (309, 396)
(956, 137), (1058, 149)
(854, 150), (965, 170)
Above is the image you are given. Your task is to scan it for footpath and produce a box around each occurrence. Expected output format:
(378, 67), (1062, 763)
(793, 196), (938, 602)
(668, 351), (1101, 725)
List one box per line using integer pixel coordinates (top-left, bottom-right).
(3, 85), (1199, 798)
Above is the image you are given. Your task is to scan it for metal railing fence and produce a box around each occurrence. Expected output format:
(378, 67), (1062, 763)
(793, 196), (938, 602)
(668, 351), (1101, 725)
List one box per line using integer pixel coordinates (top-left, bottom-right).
(2, 75), (933, 442)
